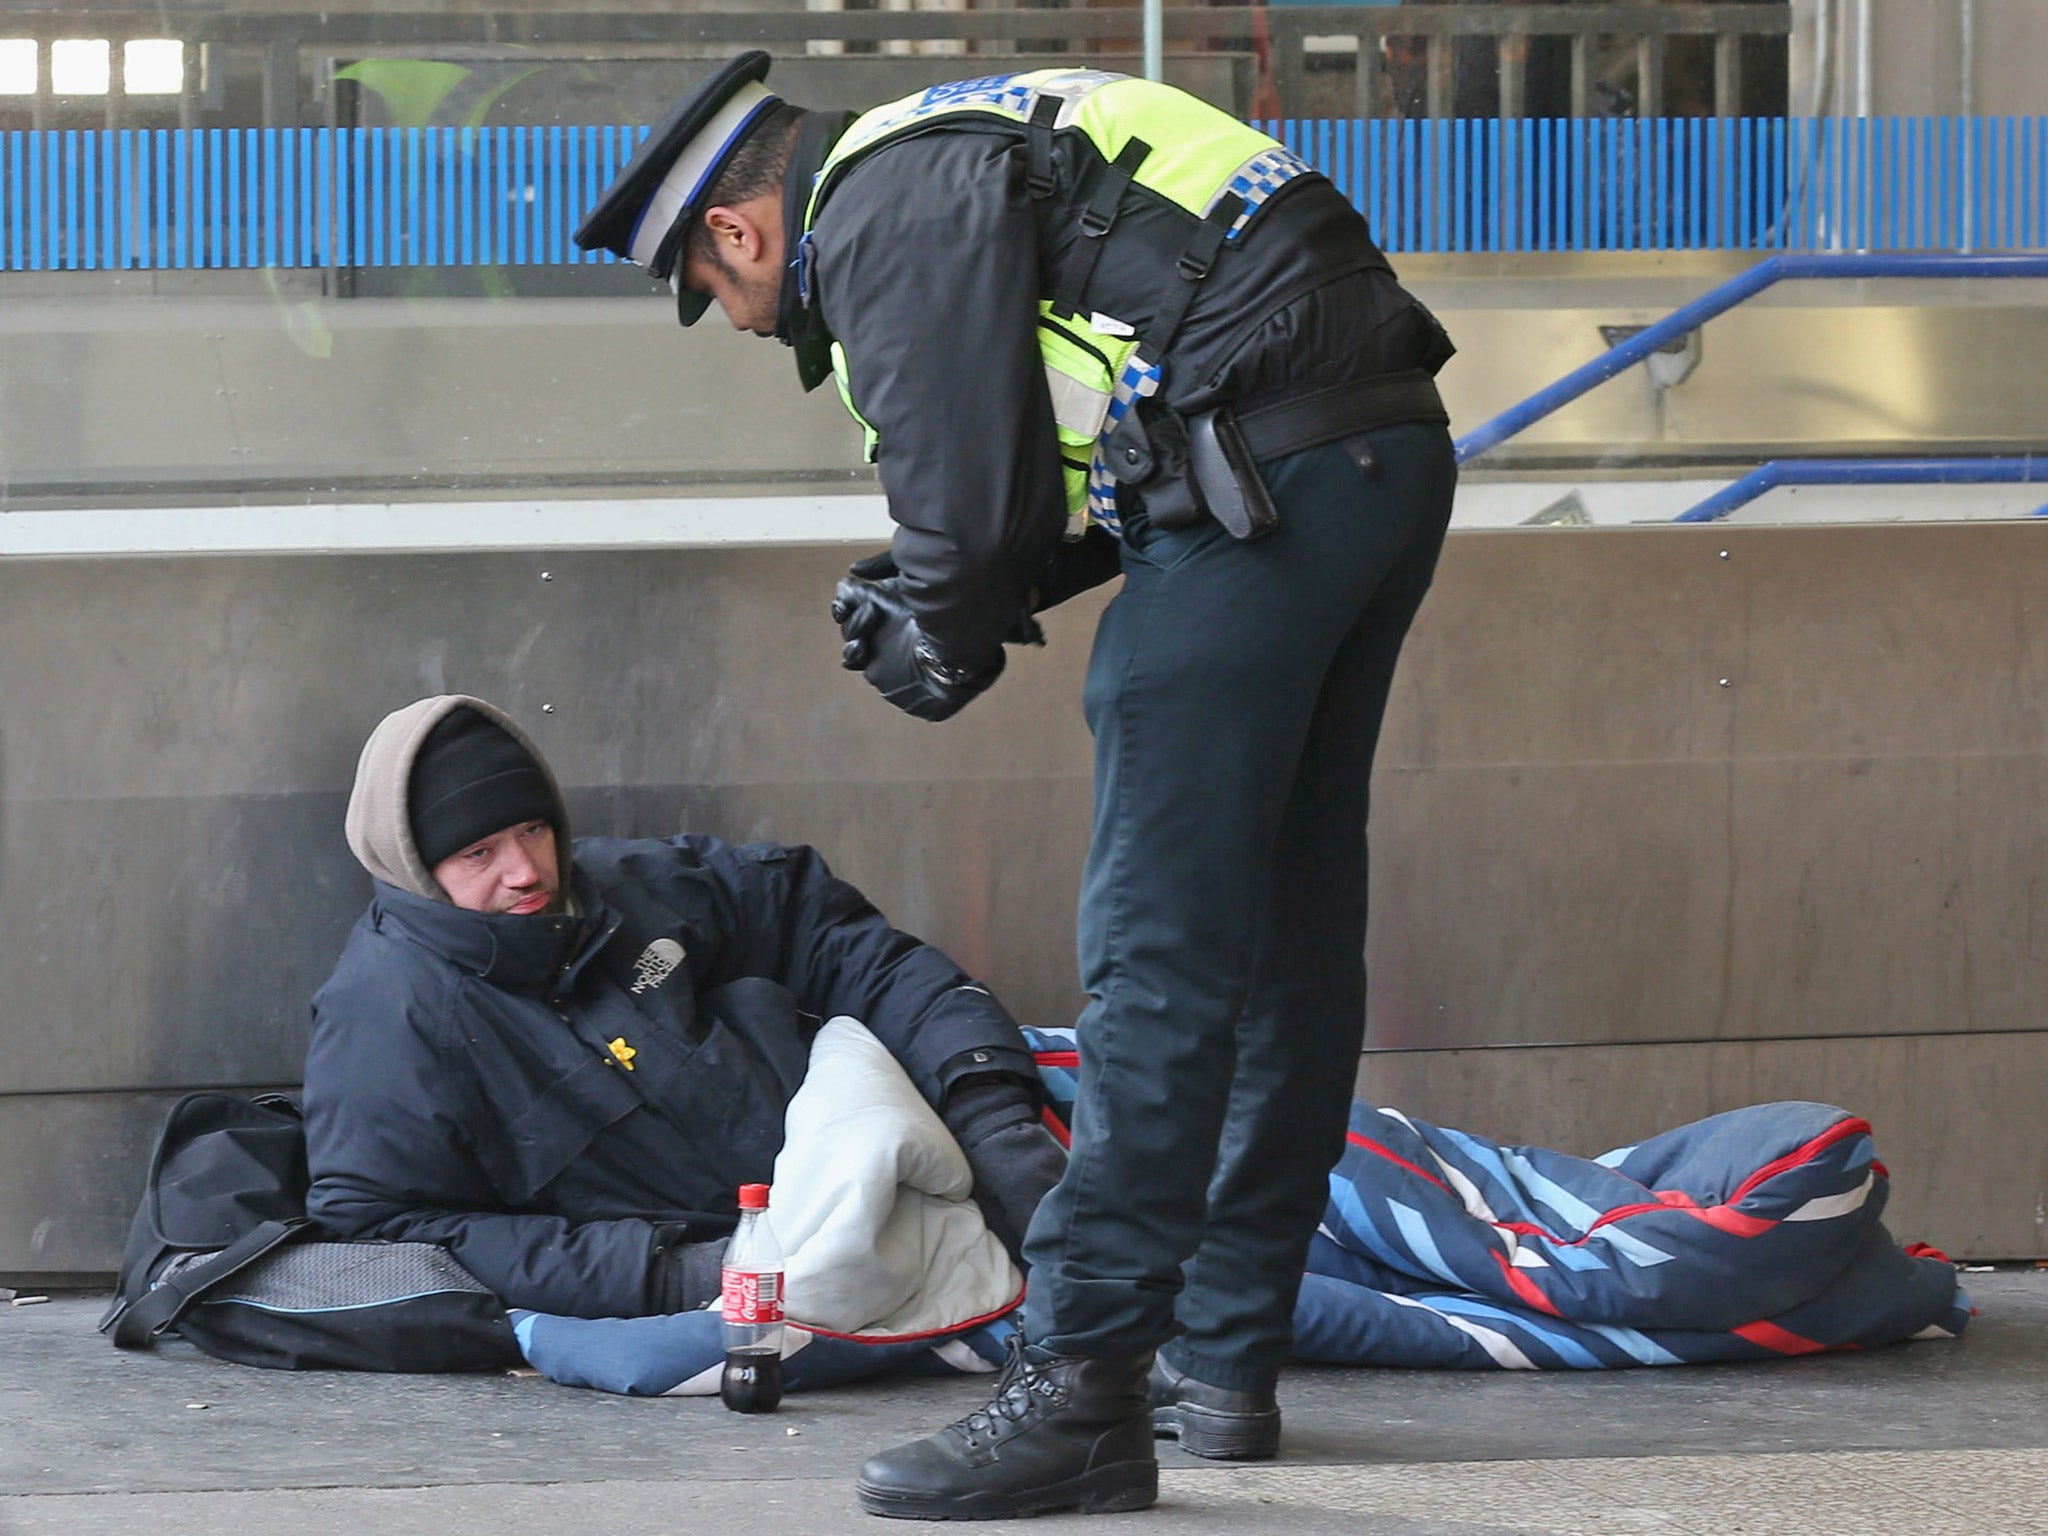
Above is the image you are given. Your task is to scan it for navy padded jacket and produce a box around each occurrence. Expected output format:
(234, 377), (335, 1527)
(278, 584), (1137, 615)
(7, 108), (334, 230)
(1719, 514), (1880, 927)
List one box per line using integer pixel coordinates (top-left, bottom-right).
(303, 833), (1034, 1318)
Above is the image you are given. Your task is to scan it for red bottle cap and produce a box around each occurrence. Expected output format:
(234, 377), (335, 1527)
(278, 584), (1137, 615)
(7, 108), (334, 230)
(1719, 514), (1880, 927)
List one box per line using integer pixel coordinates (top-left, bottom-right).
(738, 1183), (771, 1210)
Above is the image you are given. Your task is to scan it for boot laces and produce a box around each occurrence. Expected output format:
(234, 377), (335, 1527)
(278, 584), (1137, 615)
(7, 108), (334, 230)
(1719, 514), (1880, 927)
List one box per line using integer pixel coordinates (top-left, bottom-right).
(953, 1336), (1062, 1445)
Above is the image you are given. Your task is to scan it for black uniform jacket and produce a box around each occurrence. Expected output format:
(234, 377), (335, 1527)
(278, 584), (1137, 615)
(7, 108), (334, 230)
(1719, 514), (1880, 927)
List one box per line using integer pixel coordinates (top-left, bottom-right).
(802, 122), (1454, 669)
(303, 833), (1035, 1318)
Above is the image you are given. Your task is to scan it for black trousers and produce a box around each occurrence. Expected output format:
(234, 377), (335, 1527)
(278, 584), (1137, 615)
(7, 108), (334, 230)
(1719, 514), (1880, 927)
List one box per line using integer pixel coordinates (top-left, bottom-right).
(1022, 420), (1458, 1393)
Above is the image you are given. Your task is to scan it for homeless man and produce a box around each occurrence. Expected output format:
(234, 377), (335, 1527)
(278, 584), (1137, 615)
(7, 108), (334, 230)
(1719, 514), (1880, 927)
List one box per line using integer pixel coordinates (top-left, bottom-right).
(302, 694), (1065, 1320)
(573, 52), (1458, 1519)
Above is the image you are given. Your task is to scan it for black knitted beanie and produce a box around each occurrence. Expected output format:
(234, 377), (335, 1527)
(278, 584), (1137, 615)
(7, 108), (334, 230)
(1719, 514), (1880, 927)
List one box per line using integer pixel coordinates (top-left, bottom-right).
(407, 707), (556, 867)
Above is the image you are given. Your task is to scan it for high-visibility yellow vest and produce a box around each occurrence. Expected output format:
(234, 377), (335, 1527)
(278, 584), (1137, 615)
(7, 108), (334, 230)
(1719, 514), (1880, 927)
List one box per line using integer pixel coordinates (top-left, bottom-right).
(803, 69), (1316, 535)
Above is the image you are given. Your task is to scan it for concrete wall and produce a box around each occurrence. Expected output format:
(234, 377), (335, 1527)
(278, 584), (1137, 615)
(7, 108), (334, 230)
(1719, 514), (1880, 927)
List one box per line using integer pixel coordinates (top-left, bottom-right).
(1356, 521), (2048, 1262)
(4, 520), (2047, 1279)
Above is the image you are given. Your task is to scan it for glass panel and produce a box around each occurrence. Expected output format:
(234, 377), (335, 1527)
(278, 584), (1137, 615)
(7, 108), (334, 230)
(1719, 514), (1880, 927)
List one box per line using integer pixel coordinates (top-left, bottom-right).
(124, 39), (185, 97)
(0, 39), (34, 96)
(3, 2), (2042, 532)
(49, 38), (109, 97)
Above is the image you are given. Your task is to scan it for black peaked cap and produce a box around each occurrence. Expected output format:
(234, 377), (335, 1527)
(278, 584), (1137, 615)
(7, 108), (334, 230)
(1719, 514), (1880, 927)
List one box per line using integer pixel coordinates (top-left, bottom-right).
(573, 50), (777, 325)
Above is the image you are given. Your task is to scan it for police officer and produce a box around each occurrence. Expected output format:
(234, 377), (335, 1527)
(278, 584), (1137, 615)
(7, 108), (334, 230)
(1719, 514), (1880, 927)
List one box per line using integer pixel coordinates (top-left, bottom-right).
(578, 54), (1457, 1521)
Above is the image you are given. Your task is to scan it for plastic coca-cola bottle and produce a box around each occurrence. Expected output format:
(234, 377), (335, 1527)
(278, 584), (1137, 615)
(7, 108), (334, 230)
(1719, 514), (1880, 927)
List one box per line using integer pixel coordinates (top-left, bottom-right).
(720, 1182), (785, 1413)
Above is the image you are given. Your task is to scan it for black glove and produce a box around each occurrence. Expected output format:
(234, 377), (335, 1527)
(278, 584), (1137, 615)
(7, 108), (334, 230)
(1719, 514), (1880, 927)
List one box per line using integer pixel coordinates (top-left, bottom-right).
(847, 548), (899, 583)
(941, 1077), (1068, 1267)
(832, 574), (1004, 723)
(647, 1226), (730, 1315)
(846, 548), (1050, 642)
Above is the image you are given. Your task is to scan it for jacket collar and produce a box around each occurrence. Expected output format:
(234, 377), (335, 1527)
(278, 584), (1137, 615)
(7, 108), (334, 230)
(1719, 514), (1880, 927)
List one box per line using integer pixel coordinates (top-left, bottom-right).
(370, 866), (621, 994)
(775, 107), (853, 393)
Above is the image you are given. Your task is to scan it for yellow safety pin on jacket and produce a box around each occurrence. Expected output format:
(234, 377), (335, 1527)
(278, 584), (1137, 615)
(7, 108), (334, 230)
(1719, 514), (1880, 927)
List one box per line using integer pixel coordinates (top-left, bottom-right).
(803, 69), (1316, 537)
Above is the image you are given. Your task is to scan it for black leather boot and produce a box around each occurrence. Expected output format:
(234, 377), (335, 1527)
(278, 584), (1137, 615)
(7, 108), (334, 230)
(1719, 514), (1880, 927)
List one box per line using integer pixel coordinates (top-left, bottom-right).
(856, 1339), (1158, 1520)
(1148, 1353), (1281, 1461)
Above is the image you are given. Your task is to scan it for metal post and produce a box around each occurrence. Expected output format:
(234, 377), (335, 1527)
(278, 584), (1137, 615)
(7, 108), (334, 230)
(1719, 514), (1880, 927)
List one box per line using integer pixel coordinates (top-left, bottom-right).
(1499, 31), (1526, 122)
(1853, 0), (1872, 116)
(105, 38), (126, 132)
(1425, 33), (1450, 119)
(1715, 30), (1742, 117)
(262, 34), (299, 128)
(1143, 0), (1161, 82)
(1960, 0), (1976, 116)
(880, 0), (912, 60)
(179, 37), (201, 130)
(1788, 0), (1830, 116)
(1272, 14), (1305, 120)
(1356, 32), (1385, 120)
(1636, 34), (1663, 121)
(1960, 0), (1976, 252)
(200, 41), (227, 115)
(805, 0), (846, 59)
(31, 38), (50, 132)
(1570, 31), (1591, 119)
(914, 0), (966, 59)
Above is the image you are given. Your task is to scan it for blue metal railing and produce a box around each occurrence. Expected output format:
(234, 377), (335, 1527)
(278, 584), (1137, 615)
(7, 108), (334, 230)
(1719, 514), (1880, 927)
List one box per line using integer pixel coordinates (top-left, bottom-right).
(1264, 114), (2048, 256)
(1675, 456), (2048, 523)
(4, 115), (2048, 272)
(1456, 252), (2048, 466)
(0, 125), (639, 272)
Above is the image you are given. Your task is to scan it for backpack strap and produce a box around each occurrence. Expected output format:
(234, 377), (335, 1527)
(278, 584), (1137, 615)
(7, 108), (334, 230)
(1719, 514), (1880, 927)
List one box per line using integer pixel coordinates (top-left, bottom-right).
(1023, 93), (1062, 200)
(1052, 136), (1151, 320)
(103, 1216), (313, 1348)
(1137, 191), (1242, 367)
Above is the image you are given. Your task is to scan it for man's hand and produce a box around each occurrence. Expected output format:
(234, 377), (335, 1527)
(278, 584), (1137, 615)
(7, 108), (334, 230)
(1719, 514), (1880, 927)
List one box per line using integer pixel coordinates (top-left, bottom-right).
(941, 1078), (1067, 1268)
(832, 571), (1003, 723)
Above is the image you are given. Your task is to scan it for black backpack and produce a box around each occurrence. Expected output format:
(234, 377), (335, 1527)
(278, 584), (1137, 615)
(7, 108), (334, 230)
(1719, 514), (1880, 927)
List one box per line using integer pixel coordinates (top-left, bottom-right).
(99, 1092), (520, 1372)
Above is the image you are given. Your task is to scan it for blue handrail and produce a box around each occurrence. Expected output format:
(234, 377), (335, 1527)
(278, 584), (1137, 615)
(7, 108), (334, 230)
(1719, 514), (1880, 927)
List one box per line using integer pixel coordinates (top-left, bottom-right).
(1455, 253), (2048, 465)
(1675, 456), (2048, 523)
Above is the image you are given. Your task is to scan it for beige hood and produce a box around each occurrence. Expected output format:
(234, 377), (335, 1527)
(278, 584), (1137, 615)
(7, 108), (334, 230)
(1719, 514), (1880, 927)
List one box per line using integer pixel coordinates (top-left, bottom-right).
(344, 695), (572, 903)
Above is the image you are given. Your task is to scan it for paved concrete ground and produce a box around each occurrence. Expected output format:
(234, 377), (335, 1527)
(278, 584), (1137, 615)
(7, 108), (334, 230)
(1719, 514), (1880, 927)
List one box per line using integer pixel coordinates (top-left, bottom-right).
(4, 1273), (2044, 1535)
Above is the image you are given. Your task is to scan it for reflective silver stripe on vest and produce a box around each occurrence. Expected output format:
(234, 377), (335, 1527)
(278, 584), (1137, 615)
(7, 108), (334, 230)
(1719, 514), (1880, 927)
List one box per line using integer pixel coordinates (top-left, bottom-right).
(1046, 366), (1114, 443)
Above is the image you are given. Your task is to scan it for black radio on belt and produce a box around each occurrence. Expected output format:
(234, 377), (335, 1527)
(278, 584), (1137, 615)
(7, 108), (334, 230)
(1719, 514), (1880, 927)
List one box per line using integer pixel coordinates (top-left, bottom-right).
(1187, 409), (1280, 540)
(1104, 400), (1280, 542)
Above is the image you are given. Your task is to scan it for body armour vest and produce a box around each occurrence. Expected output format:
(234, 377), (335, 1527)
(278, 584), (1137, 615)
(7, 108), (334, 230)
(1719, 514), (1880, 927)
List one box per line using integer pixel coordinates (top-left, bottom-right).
(799, 69), (1320, 537)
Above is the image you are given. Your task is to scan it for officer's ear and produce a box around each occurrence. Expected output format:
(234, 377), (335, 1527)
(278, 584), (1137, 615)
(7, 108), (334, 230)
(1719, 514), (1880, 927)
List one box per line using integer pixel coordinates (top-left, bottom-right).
(700, 203), (770, 265)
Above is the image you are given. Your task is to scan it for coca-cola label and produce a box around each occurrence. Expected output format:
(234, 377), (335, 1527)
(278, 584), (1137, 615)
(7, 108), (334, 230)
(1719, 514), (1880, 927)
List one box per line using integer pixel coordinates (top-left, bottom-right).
(721, 1268), (783, 1325)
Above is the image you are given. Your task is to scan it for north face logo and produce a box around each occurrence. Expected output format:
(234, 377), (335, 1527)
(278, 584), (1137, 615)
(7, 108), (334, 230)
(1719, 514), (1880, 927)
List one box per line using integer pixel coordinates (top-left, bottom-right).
(630, 938), (686, 995)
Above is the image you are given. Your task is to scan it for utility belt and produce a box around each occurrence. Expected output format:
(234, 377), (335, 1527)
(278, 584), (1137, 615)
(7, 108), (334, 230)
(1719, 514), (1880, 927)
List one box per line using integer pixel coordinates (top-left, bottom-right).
(1102, 369), (1448, 540)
